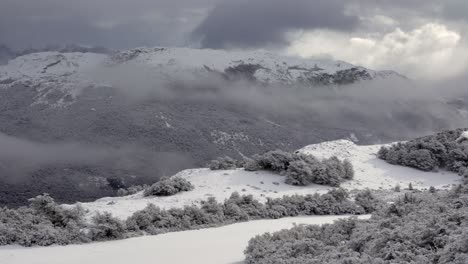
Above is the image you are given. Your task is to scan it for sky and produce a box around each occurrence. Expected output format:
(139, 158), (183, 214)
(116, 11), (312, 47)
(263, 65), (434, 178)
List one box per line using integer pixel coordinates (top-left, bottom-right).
(1, 0), (468, 79)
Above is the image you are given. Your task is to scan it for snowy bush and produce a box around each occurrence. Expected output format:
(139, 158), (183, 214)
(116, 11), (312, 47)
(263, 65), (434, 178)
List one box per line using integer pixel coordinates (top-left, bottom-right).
(208, 156), (244, 170)
(0, 194), (123, 246)
(143, 177), (194, 197)
(0, 194), (89, 247)
(354, 189), (379, 213)
(250, 150), (295, 171)
(0, 186), (372, 247)
(284, 156), (354, 187)
(117, 185), (149, 196)
(379, 128), (468, 175)
(244, 187), (468, 264)
(125, 189), (368, 236)
(89, 212), (126, 241)
(219, 149), (354, 187)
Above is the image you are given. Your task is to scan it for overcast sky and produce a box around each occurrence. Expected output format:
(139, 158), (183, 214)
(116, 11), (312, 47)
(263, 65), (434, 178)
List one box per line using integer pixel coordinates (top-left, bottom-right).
(1, 0), (468, 79)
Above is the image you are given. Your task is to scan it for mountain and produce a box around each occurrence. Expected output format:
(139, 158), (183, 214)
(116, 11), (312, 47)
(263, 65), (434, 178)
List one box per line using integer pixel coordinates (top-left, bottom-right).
(0, 47), (461, 207)
(0, 47), (403, 107)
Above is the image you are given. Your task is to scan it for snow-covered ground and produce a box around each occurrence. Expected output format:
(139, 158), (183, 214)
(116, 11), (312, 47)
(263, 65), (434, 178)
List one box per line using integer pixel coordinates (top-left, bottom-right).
(0, 139), (461, 263)
(68, 140), (460, 220)
(299, 140), (459, 190)
(0, 215), (370, 264)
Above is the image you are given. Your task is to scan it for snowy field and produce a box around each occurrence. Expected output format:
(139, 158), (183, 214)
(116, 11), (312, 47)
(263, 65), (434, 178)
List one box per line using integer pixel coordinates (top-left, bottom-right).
(69, 140), (461, 220)
(0, 215), (370, 264)
(0, 139), (461, 263)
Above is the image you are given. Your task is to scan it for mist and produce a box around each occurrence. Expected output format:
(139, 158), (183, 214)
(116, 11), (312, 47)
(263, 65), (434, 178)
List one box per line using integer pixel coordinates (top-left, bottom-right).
(88, 63), (468, 141)
(2, 59), (467, 206)
(0, 133), (194, 183)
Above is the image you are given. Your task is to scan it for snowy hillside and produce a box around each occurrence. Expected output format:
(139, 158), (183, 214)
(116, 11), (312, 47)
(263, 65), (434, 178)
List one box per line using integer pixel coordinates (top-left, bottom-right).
(0, 52), (107, 107)
(0, 47), (403, 107)
(108, 47), (402, 84)
(70, 140), (460, 220)
(0, 139), (463, 264)
(0, 215), (370, 264)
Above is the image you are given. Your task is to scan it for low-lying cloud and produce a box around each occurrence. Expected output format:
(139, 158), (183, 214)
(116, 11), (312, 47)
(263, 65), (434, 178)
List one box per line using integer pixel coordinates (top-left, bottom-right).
(88, 62), (468, 141)
(0, 133), (194, 183)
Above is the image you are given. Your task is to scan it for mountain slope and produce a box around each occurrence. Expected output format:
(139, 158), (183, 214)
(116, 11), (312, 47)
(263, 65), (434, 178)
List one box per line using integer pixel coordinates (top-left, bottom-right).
(69, 140), (460, 220)
(0, 47), (403, 107)
(0, 47), (462, 207)
(0, 139), (462, 264)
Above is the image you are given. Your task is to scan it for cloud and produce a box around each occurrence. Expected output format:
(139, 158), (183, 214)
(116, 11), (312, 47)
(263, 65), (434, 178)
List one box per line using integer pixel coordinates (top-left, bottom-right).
(0, 0), (216, 49)
(2, 0), (468, 80)
(0, 133), (195, 182)
(1, 0), (468, 54)
(192, 0), (359, 49)
(287, 23), (468, 79)
(353, 0), (468, 23)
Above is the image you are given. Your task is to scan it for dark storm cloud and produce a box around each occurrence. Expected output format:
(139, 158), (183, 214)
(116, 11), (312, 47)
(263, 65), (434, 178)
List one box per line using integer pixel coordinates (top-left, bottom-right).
(1, 0), (468, 50)
(193, 0), (359, 49)
(0, 0), (217, 49)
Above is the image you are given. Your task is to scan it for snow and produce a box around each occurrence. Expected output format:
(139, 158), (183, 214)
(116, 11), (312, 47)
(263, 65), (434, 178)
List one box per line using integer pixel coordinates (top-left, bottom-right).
(108, 47), (399, 84)
(68, 168), (333, 220)
(456, 131), (468, 142)
(0, 52), (106, 80)
(0, 215), (370, 264)
(68, 140), (460, 220)
(0, 139), (460, 262)
(299, 140), (460, 191)
(0, 52), (107, 107)
(0, 47), (402, 107)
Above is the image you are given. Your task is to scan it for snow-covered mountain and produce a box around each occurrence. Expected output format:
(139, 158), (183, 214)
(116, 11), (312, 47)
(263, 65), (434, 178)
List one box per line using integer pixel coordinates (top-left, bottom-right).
(108, 47), (402, 84)
(0, 47), (403, 107)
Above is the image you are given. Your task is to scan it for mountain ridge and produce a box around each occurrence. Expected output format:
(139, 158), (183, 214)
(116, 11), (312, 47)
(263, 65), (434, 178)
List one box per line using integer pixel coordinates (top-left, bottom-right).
(0, 47), (405, 107)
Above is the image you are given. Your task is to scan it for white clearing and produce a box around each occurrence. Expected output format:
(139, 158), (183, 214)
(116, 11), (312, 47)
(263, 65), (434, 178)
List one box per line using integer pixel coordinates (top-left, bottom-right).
(67, 140), (461, 220)
(0, 215), (370, 264)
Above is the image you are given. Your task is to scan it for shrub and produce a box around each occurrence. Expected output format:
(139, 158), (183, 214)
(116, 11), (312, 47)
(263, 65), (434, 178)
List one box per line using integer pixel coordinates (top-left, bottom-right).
(89, 212), (126, 241)
(251, 150), (296, 171)
(117, 185), (148, 196)
(125, 189), (368, 236)
(0, 194), (89, 247)
(107, 177), (126, 190)
(244, 188), (468, 264)
(240, 158), (256, 172)
(143, 177), (194, 197)
(379, 128), (468, 175)
(0, 186), (374, 247)
(284, 156), (354, 187)
(394, 184), (401, 192)
(354, 189), (379, 213)
(208, 156), (243, 170)
(218, 149), (355, 188)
